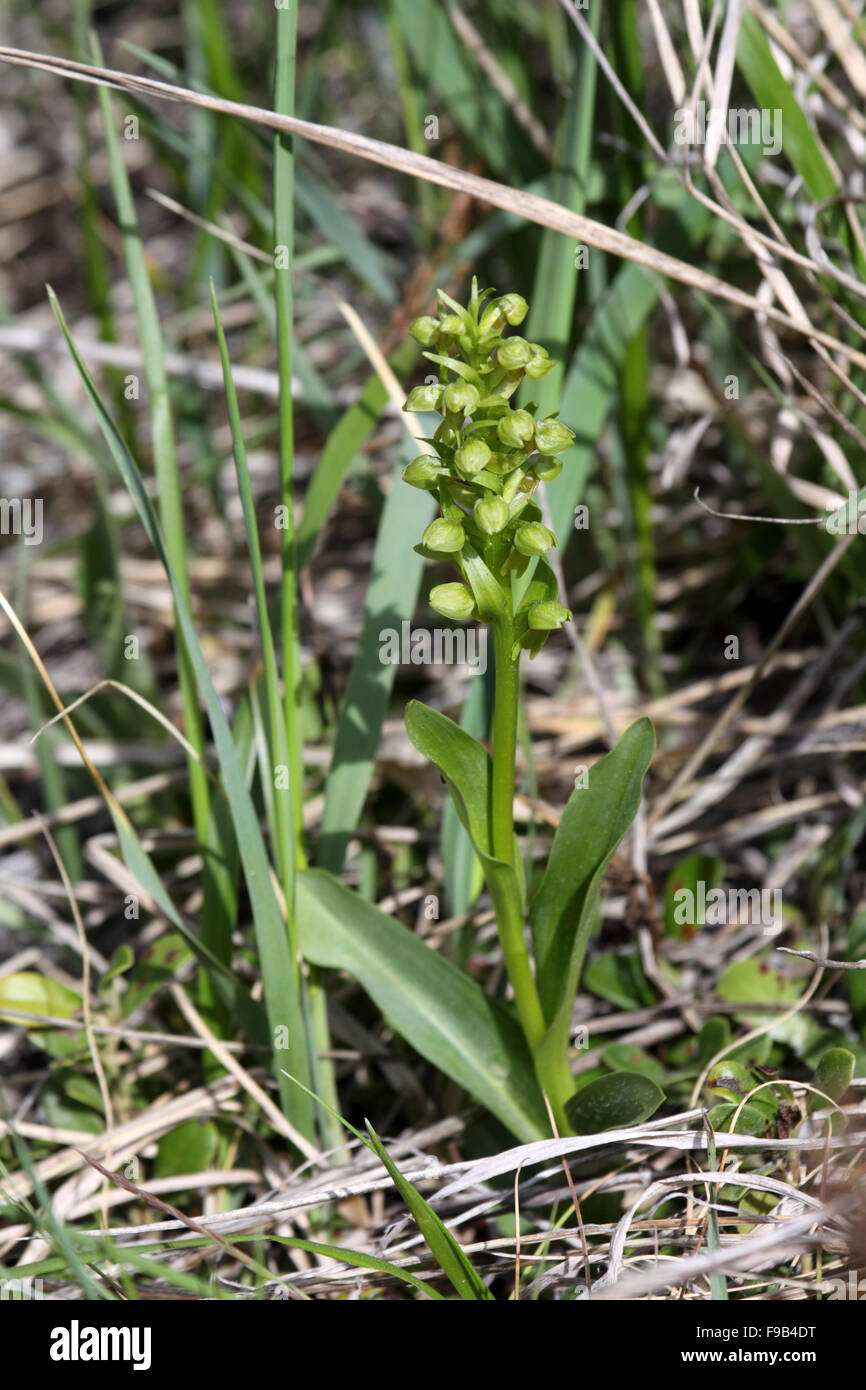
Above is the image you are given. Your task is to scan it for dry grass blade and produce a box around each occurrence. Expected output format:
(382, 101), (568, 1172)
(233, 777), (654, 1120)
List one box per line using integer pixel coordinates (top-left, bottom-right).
(2, 45), (866, 371)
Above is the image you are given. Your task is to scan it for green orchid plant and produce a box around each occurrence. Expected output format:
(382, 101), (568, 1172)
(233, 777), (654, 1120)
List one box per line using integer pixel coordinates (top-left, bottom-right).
(402, 280), (656, 1135)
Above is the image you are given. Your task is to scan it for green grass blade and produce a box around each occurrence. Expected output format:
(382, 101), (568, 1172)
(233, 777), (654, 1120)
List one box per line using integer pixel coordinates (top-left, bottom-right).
(364, 1122), (493, 1300)
(273, 0), (306, 877)
(736, 11), (837, 202)
(48, 289), (315, 1139)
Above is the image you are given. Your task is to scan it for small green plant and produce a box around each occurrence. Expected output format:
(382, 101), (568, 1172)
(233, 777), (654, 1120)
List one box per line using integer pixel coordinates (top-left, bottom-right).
(401, 281), (656, 1135)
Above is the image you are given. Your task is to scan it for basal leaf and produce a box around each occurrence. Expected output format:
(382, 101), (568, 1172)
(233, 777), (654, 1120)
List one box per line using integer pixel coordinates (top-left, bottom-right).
(564, 1072), (664, 1135)
(296, 868), (547, 1141)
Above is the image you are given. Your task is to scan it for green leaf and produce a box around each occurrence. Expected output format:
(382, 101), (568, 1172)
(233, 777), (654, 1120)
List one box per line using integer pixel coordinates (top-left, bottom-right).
(0, 972), (80, 1025)
(708, 1103), (772, 1138)
(155, 1120), (219, 1177)
(296, 868), (548, 1141)
(564, 1072), (664, 1135)
(364, 1122), (493, 1300)
(706, 1060), (755, 1104)
(814, 1047), (855, 1102)
(404, 698), (525, 909)
(736, 11), (837, 202)
(717, 957), (804, 1006)
(531, 718), (654, 1077)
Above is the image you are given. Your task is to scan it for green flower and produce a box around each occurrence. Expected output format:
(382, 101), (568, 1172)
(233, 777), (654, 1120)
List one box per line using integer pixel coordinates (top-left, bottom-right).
(534, 417), (575, 454)
(443, 380), (481, 415)
(422, 518), (465, 553)
(455, 437), (492, 476)
(438, 313), (465, 336)
(409, 316), (441, 347)
(474, 496), (509, 534)
(528, 600), (571, 630)
(514, 522), (556, 557)
(429, 582), (476, 621)
(525, 344), (556, 380)
(496, 409), (535, 449)
(533, 456), (563, 483)
(495, 337), (532, 370)
(404, 383), (442, 412)
(402, 457), (442, 490)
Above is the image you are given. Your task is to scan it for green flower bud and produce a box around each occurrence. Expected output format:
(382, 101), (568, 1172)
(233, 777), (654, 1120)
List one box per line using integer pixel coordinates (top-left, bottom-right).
(528, 600), (571, 630)
(474, 495), (509, 534)
(455, 437), (492, 476)
(525, 344), (556, 380)
(402, 457), (442, 490)
(404, 383), (442, 412)
(497, 409), (535, 449)
(499, 293), (528, 325)
(514, 522), (556, 557)
(409, 316), (441, 347)
(495, 337), (532, 370)
(439, 313), (464, 336)
(434, 418), (462, 450)
(534, 416), (575, 454)
(443, 380), (480, 415)
(422, 518), (465, 553)
(429, 582), (475, 621)
(533, 456), (563, 483)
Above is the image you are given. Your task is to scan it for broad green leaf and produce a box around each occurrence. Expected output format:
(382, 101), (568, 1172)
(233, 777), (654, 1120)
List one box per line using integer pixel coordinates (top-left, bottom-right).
(564, 1072), (664, 1135)
(296, 868), (548, 1141)
(155, 1120), (219, 1178)
(531, 718), (654, 1078)
(717, 957), (804, 1006)
(708, 1103), (772, 1138)
(364, 1122), (493, 1300)
(0, 973), (80, 1026)
(706, 1060), (756, 1104)
(404, 699), (525, 909)
(814, 1047), (855, 1103)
